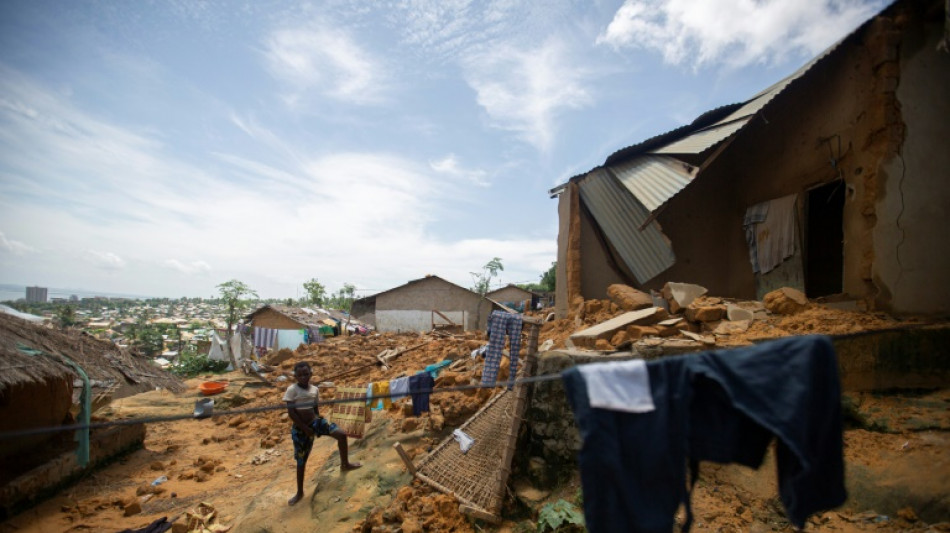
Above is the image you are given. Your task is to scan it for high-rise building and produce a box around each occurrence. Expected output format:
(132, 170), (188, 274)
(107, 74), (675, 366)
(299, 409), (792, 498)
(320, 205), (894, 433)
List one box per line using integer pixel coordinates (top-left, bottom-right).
(25, 286), (48, 303)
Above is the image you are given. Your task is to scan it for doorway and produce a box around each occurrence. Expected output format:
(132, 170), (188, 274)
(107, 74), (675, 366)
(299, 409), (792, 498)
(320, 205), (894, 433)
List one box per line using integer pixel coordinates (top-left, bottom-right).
(805, 180), (845, 297)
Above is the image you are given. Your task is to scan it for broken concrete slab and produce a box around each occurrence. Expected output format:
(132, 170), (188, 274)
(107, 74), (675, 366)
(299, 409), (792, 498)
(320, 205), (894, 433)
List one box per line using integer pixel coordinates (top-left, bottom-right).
(570, 307), (667, 348)
(661, 282), (708, 313)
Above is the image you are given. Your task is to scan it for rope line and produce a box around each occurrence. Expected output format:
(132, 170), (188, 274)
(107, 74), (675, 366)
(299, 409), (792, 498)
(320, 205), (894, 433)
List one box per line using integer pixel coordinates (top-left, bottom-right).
(0, 373), (564, 441)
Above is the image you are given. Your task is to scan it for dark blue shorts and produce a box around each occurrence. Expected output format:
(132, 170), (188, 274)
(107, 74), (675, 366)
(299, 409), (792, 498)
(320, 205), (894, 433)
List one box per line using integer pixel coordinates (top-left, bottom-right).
(290, 418), (339, 466)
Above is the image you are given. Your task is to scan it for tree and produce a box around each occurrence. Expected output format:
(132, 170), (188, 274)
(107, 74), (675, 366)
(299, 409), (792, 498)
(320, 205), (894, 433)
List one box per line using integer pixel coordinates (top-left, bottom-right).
(471, 257), (504, 295)
(217, 279), (258, 369)
(54, 305), (78, 329)
(539, 261), (556, 292)
(328, 283), (357, 311)
(302, 278), (326, 306)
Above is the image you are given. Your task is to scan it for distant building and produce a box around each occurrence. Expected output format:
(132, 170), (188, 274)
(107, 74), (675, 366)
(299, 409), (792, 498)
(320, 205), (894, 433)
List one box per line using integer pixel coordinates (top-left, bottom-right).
(25, 286), (47, 303)
(352, 275), (488, 333)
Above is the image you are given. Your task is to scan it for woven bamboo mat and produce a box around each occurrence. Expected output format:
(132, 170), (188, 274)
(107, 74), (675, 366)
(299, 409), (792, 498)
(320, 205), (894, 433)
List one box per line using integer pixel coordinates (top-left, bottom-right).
(328, 386), (371, 439)
(414, 320), (540, 521)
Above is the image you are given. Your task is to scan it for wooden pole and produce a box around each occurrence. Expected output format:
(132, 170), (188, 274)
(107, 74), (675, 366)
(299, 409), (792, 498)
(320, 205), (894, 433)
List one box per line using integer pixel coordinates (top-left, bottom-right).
(393, 442), (417, 475)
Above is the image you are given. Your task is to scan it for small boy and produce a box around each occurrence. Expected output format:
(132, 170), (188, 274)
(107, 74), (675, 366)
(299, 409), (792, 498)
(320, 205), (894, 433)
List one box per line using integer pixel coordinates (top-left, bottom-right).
(284, 361), (361, 506)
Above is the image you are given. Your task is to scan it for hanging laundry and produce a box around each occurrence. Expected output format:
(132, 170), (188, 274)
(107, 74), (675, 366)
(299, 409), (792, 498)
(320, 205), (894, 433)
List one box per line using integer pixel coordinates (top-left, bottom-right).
(252, 327), (278, 349)
(368, 381), (392, 411)
(408, 372), (434, 416)
(425, 359), (452, 378)
(306, 326), (324, 344)
(481, 310), (523, 388)
(562, 335), (845, 533)
(744, 193), (798, 274)
(389, 376), (409, 401)
(576, 359), (654, 413)
(743, 200), (770, 273)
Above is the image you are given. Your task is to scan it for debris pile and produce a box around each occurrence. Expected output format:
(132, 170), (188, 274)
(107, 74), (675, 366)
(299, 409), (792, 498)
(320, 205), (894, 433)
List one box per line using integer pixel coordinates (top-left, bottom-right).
(543, 283), (913, 353)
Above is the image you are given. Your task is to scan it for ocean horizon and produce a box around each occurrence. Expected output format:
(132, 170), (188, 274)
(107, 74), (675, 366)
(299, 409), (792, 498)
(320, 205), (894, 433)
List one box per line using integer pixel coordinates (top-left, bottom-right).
(0, 283), (156, 303)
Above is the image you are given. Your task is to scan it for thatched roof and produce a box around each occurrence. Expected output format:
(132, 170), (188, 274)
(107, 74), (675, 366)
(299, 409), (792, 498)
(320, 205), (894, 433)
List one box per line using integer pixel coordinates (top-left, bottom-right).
(0, 313), (185, 398)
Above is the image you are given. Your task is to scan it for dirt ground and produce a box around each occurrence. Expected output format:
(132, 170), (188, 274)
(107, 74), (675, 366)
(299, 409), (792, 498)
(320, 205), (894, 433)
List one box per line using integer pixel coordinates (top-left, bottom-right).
(1, 292), (948, 533)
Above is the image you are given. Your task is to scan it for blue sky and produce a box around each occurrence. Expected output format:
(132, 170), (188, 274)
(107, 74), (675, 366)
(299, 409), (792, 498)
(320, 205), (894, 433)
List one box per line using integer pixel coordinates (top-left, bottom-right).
(0, 0), (885, 299)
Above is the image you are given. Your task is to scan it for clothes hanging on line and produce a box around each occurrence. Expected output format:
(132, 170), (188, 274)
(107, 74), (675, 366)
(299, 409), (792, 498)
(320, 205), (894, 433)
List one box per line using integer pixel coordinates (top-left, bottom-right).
(366, 381), (392, 411)
(481, 310), (523, 388)
(562, 335), (845, 533)
(425, 359), (452, 378)
(252, 327), (278, 349)
(389, 376), (409, 401)
(408, 372), (434, 416)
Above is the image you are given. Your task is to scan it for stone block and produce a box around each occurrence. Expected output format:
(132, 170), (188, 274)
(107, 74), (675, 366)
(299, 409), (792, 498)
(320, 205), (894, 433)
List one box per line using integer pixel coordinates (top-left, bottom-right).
(607, 284), (654, 311)
(764, 287), (808, 315)
(685, 305), (725, 323)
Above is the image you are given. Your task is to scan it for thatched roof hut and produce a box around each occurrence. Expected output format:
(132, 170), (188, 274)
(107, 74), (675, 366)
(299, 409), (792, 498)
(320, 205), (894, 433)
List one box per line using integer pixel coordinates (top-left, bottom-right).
(0, 313), (184, 461)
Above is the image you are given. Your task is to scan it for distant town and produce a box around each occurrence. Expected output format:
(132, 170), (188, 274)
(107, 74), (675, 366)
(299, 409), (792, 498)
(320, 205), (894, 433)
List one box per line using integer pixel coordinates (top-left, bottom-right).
(1, 284), (299, 362)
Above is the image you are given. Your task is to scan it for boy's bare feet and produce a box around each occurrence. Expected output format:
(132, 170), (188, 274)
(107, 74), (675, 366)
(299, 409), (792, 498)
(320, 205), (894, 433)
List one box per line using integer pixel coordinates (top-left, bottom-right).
(288, 493), (303, 506)
(341, 462), (362, 471)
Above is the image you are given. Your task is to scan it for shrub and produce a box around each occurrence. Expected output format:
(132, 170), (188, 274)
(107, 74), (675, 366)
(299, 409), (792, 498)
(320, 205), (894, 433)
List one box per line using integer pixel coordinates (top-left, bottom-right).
(170, 351), (229, 377)
(537, 499), (585, 532)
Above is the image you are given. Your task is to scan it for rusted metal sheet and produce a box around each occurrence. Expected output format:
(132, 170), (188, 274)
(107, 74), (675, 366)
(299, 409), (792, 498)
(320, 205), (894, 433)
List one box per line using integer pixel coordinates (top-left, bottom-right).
(578, 168), (674, 284)
(606, 155), (697, 211)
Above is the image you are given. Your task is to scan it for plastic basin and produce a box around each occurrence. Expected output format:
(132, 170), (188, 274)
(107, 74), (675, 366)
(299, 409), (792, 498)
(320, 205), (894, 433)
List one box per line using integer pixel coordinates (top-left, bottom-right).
(199, 381), (228, 396)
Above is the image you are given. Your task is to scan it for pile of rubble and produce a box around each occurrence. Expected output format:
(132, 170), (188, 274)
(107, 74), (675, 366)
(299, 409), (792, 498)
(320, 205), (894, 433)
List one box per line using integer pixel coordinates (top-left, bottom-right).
(543, 282), (913, 353)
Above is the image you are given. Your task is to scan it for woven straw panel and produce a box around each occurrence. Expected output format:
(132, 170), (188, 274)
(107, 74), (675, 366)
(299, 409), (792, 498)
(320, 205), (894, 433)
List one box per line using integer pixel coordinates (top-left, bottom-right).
(328, 386), (371, 439)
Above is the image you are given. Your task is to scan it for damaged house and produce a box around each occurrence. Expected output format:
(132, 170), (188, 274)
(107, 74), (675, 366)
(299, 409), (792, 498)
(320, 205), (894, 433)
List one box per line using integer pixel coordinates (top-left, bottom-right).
(0, 313), (184, 518)
(552, 0), (949, 317)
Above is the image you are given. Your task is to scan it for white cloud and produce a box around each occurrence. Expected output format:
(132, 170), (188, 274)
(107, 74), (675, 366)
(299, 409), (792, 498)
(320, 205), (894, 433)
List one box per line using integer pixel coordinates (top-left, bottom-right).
(0, 65), (555, 299)
(429, 154), (489, 187)
(164, 259), (212, 275)
(263, 21), (387, 106)
(598, 0), (884, 68)
(86, 250), (126, 270)
(0, 231), (36, 255)
(463, 39), (593, 151)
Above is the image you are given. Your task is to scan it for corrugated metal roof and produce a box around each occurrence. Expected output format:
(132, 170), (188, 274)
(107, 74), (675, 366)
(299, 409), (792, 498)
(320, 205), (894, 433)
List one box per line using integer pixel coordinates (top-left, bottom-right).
(579, 168), (674, 284)
(651, 118), (749, 155)
(606, 155), (697, 211)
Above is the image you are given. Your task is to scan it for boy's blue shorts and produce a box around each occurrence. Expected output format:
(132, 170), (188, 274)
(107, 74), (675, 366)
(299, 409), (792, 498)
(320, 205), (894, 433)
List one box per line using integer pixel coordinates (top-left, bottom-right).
(290, 418), (339, 466)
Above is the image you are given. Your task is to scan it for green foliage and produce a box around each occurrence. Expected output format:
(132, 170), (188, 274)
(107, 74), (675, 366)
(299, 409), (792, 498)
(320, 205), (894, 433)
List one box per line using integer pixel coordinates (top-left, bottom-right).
(302, 278), (326, 306)
(170, 350), (229, 377)
(471, 257), (504, 295)
(326, 283), (357, 311)
(217, 279), (258, 368)
(537, 499), (585, 532)
(539, 261), (556, 292)
(54, 305), (78, 328)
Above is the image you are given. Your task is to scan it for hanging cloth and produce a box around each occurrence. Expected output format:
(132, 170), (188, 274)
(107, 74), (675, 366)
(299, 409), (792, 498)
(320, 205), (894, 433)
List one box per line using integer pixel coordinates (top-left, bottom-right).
(408, 372), (434, 416)
(369, 381), (392, 410)
(252, 327), (278, 349)
(481, 310), (523, 388)
(389, 376), (410, 401)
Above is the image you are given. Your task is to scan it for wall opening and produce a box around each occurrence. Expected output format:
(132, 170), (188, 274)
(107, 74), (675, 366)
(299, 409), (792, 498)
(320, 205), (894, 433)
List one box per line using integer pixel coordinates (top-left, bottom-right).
(805, 180), (845, 297)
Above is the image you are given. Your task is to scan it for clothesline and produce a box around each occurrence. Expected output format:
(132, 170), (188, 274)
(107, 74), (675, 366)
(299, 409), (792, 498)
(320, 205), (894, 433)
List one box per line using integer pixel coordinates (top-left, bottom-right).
(0, 373), (563, 441)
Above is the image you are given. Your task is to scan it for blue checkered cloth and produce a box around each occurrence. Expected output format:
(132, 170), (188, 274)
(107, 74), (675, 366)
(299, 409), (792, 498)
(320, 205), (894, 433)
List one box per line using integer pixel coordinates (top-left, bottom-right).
(481, 310), (523, 388)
